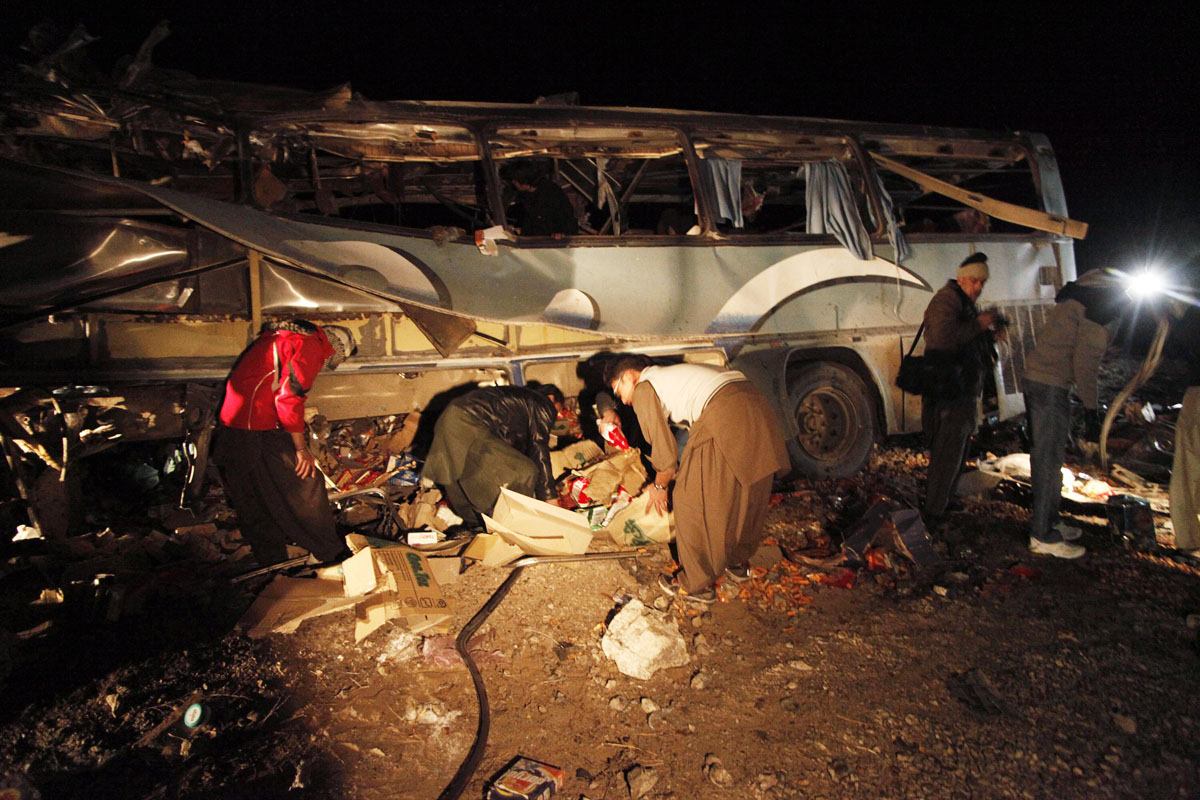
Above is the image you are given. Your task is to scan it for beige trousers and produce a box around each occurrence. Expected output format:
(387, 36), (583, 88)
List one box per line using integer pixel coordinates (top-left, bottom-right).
(1171, 386), (1200, 549)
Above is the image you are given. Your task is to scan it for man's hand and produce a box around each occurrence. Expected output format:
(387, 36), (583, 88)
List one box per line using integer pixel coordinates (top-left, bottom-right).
(993, 325), (1008, 343)
(294, 447), (317, 480)
(646, 484), (670, 516)
(977, 310), (1000, 330)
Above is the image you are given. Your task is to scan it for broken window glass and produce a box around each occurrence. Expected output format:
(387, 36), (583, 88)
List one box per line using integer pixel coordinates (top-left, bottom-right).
(488, 126), (694, 237)
(863, 138), (1040, 235)
(689, 132), (874, 236)
(260, 121), (489, 231)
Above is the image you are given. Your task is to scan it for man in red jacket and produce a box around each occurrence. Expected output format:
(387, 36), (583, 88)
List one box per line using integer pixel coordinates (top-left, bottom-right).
(213, 320), (355, 566)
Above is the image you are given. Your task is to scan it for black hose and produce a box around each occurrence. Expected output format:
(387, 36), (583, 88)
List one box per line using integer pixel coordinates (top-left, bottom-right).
(435, 551), (640, 800)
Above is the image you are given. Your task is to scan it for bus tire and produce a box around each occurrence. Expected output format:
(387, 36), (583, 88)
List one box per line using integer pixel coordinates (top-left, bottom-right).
(786, 362), (876, 479)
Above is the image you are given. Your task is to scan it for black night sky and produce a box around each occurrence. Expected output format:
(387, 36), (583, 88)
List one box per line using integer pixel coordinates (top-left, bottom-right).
(5, 1), (1198, 284)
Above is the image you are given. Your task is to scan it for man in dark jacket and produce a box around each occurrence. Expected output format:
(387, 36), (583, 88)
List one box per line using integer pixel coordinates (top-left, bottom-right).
(921, 253), (1006, 521)
(1171, 305), (1200, 554)
(421, 385), (561, 524)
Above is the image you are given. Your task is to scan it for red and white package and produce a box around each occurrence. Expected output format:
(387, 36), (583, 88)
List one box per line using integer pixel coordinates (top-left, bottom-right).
(599, 421), (630, 450)
(567, 476), (593, 506)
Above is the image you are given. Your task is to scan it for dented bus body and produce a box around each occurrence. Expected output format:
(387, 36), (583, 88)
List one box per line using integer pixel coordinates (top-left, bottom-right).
(0, 71), (1086, 528)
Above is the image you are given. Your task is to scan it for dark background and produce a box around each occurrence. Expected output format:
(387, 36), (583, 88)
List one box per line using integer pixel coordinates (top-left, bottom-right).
(4, 1), (1198, 285)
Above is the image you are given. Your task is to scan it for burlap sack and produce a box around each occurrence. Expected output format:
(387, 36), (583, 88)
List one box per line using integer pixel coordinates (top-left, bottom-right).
(604, 491), (675, 546)
(580, 448), (647, 503)
(550, 440), (603, 477)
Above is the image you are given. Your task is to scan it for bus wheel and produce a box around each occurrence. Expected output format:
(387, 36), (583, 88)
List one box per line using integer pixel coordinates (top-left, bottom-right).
(786, 362), (876, 479)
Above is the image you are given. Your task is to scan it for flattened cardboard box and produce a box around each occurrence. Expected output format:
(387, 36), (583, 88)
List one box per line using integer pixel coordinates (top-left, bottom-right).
(462, 533), (524, 567)
(343, 543), (453, 642)
(483, 488), (593, 556)
(238, 574), (357, 638)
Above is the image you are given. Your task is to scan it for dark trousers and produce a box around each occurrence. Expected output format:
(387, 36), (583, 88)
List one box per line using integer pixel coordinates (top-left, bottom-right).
(922, 394), (978, 517)
(1025, 380), (1071, 543)
(212, 427), (343, 565)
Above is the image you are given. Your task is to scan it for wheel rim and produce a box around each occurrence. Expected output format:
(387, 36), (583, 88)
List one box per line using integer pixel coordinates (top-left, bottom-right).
(794, 386), (858, 463)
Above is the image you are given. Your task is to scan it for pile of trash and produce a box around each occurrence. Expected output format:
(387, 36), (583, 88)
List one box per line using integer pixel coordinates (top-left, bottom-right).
(305, 411), (465, 544)
(308, 412), (421, 491)
(551, 439), (674, 547)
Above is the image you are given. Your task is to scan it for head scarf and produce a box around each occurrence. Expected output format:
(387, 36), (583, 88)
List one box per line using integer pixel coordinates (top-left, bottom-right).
(322, 325), (355, 369)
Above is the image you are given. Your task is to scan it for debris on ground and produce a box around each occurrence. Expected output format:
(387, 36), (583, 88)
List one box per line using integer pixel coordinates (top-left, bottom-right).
(600, 598), (690, 680)
(1, 355), (1197, 798)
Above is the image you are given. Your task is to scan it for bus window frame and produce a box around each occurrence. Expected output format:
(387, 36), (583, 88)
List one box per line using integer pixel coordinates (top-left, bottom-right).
(482, 121), (710, 246)
(863, 137), (1044, 239)
(685, 128), (886, 245)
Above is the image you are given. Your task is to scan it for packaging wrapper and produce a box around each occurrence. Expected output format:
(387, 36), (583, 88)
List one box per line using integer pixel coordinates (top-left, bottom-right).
(486, 757), (564, 800)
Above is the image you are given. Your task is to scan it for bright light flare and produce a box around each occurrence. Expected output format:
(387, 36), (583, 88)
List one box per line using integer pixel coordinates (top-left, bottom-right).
(1124, 267), (1168, 301)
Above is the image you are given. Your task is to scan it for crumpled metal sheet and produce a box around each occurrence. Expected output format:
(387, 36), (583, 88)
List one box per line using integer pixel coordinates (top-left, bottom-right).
(0, 212), (239, 313)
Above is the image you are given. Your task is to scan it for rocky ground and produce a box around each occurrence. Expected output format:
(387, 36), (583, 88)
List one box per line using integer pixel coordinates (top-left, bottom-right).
(1, 358), (1198, 800)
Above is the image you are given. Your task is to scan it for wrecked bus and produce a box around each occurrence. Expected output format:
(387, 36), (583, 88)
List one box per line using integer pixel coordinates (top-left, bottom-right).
(0, 71), (1088, 534)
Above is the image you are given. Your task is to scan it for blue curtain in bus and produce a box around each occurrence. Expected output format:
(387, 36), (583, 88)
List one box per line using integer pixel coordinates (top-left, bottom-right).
(869, 171), (912, 263)
(704, 158), (743, 228)
(804, 160), (871, 260)
(595, 157), (623, 235)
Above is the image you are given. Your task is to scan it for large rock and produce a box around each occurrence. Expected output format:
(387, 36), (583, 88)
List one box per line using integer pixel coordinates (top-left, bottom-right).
(601, 599), (690, 680)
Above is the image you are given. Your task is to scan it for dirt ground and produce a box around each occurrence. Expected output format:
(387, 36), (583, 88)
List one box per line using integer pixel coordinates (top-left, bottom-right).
(2, 360), (1199, 800)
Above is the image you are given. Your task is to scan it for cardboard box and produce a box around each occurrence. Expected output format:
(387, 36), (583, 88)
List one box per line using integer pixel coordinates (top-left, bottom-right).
(462, 533), (524, 567)
(342, 543), (453, 642)
(483, 488), (593, 556)
(237, 575), (357, 638)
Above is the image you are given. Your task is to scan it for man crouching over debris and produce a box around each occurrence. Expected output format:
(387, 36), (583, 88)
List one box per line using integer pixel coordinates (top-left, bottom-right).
(1022, 269), (1126, 559)
(605, 356), (789, 604)
(212, 320), (355, 566)
(421, 385), (562, 526)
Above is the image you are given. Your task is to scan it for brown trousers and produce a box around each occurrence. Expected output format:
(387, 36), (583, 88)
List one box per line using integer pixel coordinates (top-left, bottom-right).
(671, 383), (789, 593)
(212, 427), (343, 565)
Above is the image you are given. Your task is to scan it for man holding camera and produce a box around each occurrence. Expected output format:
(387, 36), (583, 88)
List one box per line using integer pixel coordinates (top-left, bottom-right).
(921, 252), (1006, 523)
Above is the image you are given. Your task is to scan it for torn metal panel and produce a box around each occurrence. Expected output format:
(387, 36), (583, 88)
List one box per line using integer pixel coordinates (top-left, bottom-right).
(870, 153), (1087, 239)
(259, 261), (403, 314)
(400, 302), (477, 357)
(0, 208), (244, 321)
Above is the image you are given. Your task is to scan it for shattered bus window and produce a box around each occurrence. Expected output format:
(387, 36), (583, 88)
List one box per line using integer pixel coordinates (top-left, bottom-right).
(690, 132), (873, 236)
(866, 138), (1041, 234)
(488, 125), (693, 237)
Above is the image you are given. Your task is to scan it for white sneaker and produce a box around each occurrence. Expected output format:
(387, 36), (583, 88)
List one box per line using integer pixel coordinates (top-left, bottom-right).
(1030, 537), (1086, 559)
(1054, 523), (1083, 541)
